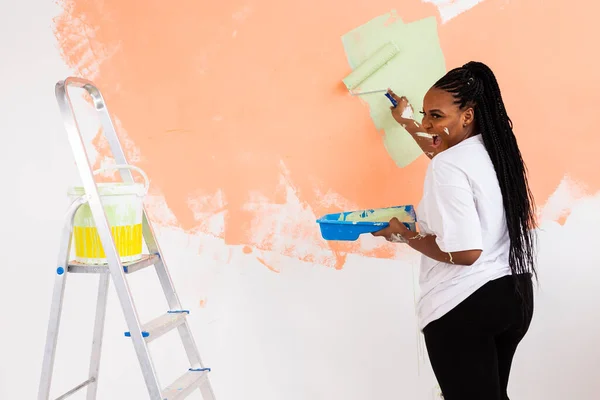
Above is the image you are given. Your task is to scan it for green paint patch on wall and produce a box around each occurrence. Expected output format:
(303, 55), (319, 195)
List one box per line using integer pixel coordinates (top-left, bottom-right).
(341, 11), (446, 167)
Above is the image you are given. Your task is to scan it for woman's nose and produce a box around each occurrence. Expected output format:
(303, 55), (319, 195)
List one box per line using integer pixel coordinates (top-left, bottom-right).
(421, 117), (432, 129)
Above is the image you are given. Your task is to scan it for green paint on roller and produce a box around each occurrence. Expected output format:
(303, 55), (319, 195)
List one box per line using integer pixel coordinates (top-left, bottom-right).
(341, 11), (446, 168)
(343, 42), (400, 91)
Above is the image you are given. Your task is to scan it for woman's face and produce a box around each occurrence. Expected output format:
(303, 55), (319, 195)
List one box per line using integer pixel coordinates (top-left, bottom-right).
(420, 87), (475, 152)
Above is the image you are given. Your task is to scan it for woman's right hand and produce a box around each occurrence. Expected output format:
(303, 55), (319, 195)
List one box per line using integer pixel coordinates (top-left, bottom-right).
(386, 89), (437, 159)
(387, 89), (414, 127)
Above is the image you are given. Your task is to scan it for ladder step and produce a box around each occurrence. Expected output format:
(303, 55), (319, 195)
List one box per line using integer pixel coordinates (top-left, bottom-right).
(54, 377), (95, 399)
(124, 310), (189, 343)
(162, 368), (210, 400)
(67, 253), (159, 274)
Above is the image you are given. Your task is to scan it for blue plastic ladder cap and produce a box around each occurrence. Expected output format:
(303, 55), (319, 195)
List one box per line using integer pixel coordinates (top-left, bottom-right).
(189, 367), (211, 372)
(124, 331), (150, 338)
(123, 265), (129, 273)
(56, 267), (65, 275)
(167, 310), (190, 314)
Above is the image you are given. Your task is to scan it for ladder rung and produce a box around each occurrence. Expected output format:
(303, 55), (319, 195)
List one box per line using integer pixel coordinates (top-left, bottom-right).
(124, 310), (189, 343)
(162, 369), (210, 400)
(67, 254), (159, 274)
(54, 377), (95, 399)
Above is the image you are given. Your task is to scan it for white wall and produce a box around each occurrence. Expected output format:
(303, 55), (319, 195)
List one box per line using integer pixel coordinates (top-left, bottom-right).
(1, 1), (599, 399)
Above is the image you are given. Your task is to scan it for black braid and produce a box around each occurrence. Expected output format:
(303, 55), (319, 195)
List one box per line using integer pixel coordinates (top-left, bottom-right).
(433, 61), (537, 320)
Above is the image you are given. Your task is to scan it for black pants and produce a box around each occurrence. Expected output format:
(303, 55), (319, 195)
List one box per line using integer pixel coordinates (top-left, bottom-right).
(423, 274), (533, 400)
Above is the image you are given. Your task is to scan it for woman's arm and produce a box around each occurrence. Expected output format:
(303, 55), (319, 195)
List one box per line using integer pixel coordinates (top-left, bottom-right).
(386, 90), (436, 159)
(401, 231), (482, 266)
(373, 218), (482, 266)
(402, 120), (436, 159)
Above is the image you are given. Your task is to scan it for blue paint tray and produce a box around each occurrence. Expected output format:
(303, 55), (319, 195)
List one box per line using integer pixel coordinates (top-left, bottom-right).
(316, 205), (417, 241)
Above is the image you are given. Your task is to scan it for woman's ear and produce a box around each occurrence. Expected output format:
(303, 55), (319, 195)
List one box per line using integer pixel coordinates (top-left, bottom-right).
(462, 107), (475, 127)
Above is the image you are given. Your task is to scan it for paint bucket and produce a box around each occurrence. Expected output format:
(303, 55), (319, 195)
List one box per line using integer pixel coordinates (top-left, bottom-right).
(68, 165), (150, 265)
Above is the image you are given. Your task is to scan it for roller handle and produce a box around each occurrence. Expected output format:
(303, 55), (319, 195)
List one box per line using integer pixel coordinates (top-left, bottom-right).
(385, 92), (398, 108)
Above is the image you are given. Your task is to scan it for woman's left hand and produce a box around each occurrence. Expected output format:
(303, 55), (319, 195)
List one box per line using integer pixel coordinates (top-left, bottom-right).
(371, 217), (410, 242)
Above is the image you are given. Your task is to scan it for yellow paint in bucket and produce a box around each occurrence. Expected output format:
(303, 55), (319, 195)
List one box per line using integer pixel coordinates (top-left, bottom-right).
(68, 165), (149, 265)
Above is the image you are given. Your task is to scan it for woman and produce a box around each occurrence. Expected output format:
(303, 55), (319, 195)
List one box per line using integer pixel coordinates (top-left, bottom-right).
(373, 61), (537, 400)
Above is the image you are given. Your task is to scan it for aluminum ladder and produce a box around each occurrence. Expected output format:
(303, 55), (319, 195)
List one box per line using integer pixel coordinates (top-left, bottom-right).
(38, 77), (216, 400)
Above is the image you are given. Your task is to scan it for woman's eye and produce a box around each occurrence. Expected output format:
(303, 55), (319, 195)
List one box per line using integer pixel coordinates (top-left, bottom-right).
(431, 114), (440, 119)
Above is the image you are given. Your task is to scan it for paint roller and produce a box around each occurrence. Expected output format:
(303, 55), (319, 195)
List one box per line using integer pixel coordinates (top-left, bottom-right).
(342, 42), (400, 107)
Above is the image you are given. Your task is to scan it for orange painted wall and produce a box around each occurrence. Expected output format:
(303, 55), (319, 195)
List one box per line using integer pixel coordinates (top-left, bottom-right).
(54, 0), (600, 269)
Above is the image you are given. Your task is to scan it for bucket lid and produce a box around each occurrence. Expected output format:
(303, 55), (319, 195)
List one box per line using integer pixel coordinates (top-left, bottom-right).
(68, 182), (146, 197)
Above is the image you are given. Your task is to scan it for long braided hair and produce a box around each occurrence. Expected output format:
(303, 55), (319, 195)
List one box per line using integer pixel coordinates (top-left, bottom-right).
(433, 61), (537, 315)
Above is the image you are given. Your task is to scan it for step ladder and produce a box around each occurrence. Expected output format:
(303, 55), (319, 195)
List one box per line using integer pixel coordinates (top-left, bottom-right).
(38, 77), (216, 400)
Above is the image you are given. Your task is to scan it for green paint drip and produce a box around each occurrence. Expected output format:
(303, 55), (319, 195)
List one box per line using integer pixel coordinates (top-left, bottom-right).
(341, 11), (446, 167)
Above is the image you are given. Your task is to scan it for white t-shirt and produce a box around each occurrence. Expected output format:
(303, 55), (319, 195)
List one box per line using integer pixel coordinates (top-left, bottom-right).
(415, 134), (511, 330)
